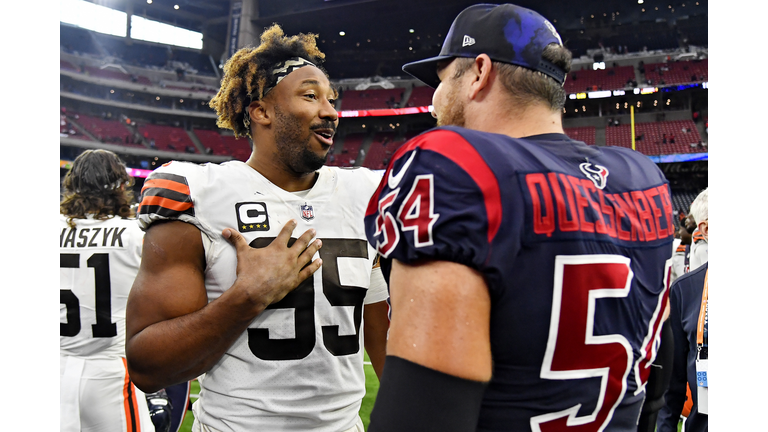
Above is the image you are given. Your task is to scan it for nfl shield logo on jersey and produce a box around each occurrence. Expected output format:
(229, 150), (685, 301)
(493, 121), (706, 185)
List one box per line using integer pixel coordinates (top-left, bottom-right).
(300, 203), (314, 221)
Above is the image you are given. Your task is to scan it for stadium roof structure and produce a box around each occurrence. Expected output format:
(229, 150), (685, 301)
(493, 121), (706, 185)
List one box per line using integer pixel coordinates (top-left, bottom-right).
(84, 0), (708, 79)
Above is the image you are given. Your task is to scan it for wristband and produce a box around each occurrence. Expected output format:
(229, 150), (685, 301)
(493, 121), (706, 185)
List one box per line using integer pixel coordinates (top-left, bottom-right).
(368, 355), (487, 432)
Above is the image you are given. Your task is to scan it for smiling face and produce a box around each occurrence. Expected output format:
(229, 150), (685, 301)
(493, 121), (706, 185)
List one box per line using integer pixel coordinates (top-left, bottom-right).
(265, 65), (339, 174)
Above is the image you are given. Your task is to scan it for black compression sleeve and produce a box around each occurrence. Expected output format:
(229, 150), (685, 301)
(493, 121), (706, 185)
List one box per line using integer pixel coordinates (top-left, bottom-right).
(367, 355), (488, 432)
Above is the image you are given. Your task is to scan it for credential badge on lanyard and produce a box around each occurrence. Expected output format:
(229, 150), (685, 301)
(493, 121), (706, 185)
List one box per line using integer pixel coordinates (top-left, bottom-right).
(696, 268), (709, 415)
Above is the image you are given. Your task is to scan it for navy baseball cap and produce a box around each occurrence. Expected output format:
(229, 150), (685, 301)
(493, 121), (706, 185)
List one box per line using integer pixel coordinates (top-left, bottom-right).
(402, 3), (566, 88)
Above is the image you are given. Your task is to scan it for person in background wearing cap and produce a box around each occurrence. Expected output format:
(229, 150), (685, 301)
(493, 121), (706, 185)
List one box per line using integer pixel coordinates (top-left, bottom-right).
(364, 4), (675, 431)
(60, 149), (156, 432)
(124, 24), (390, 432)
(656, 188), (708, 432)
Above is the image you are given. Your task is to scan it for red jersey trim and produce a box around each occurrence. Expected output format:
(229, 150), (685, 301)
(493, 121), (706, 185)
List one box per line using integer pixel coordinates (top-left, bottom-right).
(369, 129), (502, 244)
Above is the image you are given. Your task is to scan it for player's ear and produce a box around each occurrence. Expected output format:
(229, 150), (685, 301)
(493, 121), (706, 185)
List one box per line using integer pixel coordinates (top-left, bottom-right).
(249, 100), (271, 126)
(468, 54), (492, 100)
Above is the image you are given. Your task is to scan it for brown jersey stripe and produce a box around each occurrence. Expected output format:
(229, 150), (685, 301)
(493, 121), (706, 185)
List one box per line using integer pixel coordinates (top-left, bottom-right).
(140, 195), (194, 212)
(676, 244), (686, 253)
(142, 177), (191, 196)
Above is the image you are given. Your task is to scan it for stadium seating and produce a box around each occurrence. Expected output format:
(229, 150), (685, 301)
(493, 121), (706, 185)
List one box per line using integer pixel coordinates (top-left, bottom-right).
(193, 129), (251, 161)
(61, 114), (92, 141)
(671, 190), (699, 214)
(327, 133), (367, 166)
(340, 88), (405, 111)
(605, 120), (703, 155)
(363, 131), (421, 170)
(643, 59), (708, 86)
(564, 126), (597, 145)
(137, 123), (198, 153)
(362, 132), (398, 170)
(218, 135), (252, 161)
(405, 86), (435, 107)
(71, 112), (146, 147)
(564, 65), (636, 93)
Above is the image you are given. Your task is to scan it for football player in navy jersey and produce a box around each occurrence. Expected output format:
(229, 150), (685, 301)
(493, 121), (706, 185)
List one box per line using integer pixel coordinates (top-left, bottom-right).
(364, 4), (675, 432)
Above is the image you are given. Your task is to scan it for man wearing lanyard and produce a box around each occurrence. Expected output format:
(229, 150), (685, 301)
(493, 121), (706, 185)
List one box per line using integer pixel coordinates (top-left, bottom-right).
(657, 188), (708, 432)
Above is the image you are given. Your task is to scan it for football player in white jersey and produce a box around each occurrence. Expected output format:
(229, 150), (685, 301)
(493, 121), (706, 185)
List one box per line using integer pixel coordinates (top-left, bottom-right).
(60, 149), (155, 432)
(125, 24), (390, 432)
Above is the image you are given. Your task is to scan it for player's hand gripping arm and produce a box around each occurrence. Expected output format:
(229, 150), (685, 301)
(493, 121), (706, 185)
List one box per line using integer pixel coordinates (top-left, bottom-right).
(125, 219), (322, 393)
(367, 259), (491, 432)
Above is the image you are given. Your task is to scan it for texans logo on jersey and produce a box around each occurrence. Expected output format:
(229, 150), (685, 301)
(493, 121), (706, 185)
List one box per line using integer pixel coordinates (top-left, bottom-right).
(579, 162), (609, 190)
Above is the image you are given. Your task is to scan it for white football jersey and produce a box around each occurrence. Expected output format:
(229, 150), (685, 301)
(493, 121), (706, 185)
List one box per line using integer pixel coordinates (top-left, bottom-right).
(138, 160), (388, 432)
(60, 215), (144, 358)
(667, 238), (686, 286)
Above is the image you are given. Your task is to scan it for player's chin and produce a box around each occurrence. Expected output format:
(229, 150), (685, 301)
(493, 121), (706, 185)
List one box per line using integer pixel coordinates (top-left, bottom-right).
(303, 147), (329, 171)
(310, 137), (332, 155)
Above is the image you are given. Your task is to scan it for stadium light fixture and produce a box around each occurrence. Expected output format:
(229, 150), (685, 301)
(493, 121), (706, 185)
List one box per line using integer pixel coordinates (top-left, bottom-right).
(60, 0), (127, 37)
(131, 15), (203, 49)
(339, 31), (346, 36)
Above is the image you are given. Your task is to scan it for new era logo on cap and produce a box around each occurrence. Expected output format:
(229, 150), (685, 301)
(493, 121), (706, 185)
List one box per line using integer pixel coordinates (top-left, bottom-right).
(462, 35), (475, 47)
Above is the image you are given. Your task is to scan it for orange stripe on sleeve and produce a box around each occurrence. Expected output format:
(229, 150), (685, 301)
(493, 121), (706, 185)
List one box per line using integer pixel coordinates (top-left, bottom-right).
(140, 195), (194, 212)
(142, 178), (191, 196)
(121, 358), (138, 432)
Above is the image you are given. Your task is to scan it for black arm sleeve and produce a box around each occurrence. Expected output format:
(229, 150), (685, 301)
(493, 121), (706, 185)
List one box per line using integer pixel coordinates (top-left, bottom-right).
(637, 320), (675, 432)
(656, 296), (690, 432)
(367, 356), (487, 432)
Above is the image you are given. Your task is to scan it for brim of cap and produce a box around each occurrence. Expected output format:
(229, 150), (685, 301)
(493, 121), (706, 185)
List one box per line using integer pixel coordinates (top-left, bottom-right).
(402, 54), (455, 89)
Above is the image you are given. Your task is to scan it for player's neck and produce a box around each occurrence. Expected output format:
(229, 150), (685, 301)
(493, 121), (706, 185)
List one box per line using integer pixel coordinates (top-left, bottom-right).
(246, 152), (318, 192)
(468, 103), (564, 139)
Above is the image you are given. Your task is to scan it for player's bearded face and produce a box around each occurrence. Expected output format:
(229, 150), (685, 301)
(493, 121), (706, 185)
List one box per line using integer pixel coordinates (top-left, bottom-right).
(434, 68), (466, 128)
(274, 104), (329, 173)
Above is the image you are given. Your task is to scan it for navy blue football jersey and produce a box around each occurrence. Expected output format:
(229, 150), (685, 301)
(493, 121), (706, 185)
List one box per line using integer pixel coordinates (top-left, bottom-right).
(364, 126), (674, 432)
